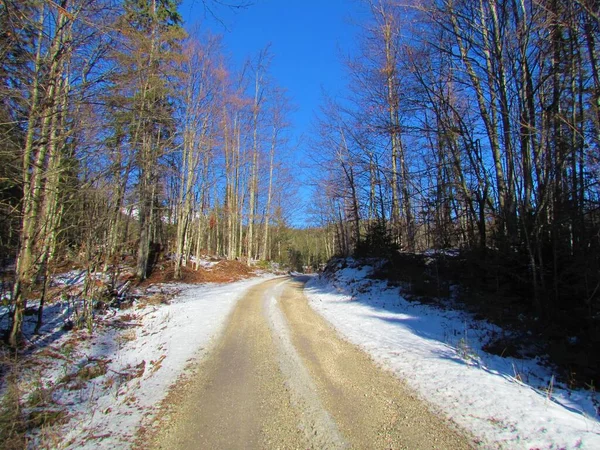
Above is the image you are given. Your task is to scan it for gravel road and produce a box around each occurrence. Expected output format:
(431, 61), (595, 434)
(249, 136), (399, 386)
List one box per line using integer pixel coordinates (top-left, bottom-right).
(148, 277), (473, 449)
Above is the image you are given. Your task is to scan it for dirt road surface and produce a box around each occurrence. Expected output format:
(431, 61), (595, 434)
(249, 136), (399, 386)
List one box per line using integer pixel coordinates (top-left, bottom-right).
(148, 277), (473, 449)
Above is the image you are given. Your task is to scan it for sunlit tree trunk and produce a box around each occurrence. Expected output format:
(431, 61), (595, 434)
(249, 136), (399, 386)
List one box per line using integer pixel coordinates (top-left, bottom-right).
(10, 3), (74, 346)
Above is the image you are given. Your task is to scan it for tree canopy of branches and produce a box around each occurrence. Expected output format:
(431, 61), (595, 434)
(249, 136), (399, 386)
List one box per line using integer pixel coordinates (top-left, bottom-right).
(0, 0), (296, 346)
(313, 0), (600, 379)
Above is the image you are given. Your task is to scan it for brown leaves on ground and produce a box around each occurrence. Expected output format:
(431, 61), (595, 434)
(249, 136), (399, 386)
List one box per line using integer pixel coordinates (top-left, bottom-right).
(141, 259), (254, 286)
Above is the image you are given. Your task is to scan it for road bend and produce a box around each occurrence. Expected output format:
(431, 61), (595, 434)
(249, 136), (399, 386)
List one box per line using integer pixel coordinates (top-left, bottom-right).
(149, 277), (472, 449)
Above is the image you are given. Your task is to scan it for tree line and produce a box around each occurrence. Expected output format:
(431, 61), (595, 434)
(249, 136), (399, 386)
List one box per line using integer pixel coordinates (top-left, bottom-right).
(0, 0), (309, 346)
(313, 0), (600, 328)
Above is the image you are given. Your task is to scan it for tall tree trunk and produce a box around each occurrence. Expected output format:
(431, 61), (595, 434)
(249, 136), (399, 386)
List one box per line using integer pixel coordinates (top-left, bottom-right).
(248, 63), (263, 260)
(262, 125), (277, 260)
(10, 4), (72, 346)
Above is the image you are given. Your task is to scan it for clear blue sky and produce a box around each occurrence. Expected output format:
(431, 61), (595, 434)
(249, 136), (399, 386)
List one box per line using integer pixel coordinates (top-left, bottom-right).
(180, 0), (367, 225)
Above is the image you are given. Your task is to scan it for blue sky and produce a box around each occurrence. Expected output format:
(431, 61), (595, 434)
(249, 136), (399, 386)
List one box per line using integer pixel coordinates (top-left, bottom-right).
(180, 0), (367, 225)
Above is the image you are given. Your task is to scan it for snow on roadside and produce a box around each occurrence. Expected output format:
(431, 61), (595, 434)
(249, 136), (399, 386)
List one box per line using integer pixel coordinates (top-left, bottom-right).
(188, 256), (219, 269)
(305, 262), (600, 450)
(13, 274), (277, 449)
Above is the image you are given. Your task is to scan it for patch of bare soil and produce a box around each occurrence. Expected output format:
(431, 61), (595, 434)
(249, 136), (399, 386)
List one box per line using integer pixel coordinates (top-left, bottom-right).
(212, 260), (254, 278)
(140, 259), (255, 286)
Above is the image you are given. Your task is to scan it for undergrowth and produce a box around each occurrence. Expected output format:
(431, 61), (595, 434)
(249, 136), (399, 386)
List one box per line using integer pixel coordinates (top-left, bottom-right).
(0, 362), (27, 450)
(325, 251), (600, 390)
(0, 350), (69, 449)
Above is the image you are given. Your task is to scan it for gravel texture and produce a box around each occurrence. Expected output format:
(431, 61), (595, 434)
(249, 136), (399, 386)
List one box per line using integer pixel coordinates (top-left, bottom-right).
(148, 277), (474, 449)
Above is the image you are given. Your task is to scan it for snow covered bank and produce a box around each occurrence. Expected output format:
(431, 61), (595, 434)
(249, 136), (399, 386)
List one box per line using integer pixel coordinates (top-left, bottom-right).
(3, 274), (277, 449)
(305, 261), (600, 449)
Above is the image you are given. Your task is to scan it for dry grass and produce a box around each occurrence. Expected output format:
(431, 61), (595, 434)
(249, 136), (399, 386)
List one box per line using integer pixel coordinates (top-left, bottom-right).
(0, 368), (28, 450)
(0, 353), (68, 450)
(143, 293), (170, 305)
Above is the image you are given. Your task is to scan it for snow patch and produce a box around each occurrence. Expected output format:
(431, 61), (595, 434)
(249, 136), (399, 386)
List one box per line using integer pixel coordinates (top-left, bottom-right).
(305, 265), (600, 449)
(6, 275), (278, 449)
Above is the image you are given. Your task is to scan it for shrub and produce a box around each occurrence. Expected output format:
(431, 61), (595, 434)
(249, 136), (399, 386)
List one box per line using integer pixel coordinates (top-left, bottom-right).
(354, 221), (399, 260)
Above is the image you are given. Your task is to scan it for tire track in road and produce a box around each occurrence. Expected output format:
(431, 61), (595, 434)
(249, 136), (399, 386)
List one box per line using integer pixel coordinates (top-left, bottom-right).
(264, 279), (346, 448)
(150, 278), (309, 449)
(278, 277), (472, 449)
(149, 277), (473, 449)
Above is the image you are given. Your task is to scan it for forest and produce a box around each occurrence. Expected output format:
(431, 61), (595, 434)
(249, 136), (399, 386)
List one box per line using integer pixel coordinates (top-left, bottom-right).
(1, 0), (600, 383)
(1, 0), (333, 348)
(311, 0), (600, 385)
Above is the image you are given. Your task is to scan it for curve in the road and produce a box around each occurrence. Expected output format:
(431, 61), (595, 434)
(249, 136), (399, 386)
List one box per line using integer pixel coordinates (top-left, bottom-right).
(148, 277), (473, 449)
